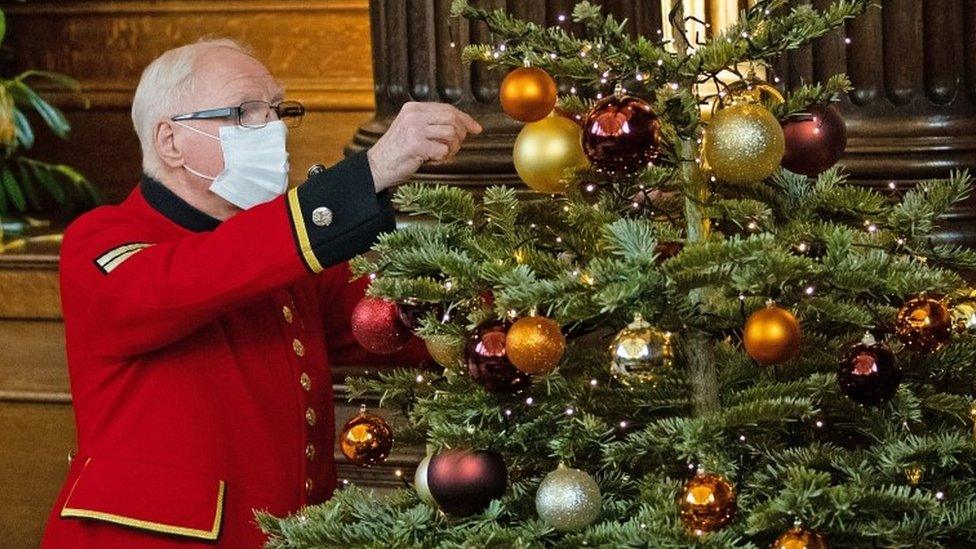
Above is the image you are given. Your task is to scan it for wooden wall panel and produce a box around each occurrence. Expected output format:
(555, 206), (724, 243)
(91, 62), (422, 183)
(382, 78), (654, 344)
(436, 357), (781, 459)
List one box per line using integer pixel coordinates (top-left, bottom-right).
(1, 0), (376, 204)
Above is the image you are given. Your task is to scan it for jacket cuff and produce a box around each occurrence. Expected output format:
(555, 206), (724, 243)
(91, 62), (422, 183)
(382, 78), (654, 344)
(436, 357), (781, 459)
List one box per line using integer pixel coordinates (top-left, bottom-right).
(286, 151), (395, 273)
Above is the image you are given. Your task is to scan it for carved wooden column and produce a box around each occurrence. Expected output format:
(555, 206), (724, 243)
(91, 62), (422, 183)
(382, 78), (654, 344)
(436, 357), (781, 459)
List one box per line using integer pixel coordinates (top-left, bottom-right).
(346, 0), (663, 188)
(774, 0), (976, 245)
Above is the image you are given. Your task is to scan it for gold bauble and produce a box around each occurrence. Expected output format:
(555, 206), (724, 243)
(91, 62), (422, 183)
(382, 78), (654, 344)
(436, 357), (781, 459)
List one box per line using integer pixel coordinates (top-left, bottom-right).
(895, 294), (952, 352)
(949, 289), (976, 333)
(500, 67), (558, 123)
(771, 526), (830, 549)
(905, 465), (924, 486)
(339, 406), (394, 467)
(703, 103), (785, 184)
(678, 471), (736, 535)
(718, 78), (785, 111)
(424, 335), (464, 370)
(608, 314), (673, 386)
(506, 315), (566, 375)
(743, 304), (801, 365)
(513, 115), (589, 194)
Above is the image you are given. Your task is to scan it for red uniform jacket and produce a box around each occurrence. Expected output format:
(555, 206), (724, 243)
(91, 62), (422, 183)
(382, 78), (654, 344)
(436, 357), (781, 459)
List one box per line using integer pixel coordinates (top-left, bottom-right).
(42, 152), (428, 548)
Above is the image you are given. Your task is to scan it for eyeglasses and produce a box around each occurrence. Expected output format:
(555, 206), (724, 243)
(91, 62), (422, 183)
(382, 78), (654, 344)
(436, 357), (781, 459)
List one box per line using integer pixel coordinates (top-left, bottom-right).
(171, 100), (305, 129)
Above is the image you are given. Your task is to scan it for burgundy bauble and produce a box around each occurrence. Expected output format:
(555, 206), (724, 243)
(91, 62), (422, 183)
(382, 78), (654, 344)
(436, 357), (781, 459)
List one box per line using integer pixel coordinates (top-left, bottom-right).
(464, 320), (532, 393)
(837, 340), (901, 405)
(781, 103), (847, 177)
(426, 449), (508, 516)
(397, 300), (446, 330)
(582, 94), (662, 176)
(351, 296), (412, 354)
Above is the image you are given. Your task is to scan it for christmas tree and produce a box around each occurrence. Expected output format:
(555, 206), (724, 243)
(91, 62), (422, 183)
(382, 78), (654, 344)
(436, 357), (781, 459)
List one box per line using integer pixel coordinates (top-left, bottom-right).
(260, 1), (976, 546)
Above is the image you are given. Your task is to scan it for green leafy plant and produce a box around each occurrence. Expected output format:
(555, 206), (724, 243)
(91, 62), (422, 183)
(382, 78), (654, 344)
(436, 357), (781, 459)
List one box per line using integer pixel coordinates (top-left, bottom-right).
(0, 8), (98, 218)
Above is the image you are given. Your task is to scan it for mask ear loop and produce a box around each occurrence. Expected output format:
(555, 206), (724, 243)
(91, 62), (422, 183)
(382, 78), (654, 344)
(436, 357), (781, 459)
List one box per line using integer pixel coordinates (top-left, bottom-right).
(174, 121), (221, 180)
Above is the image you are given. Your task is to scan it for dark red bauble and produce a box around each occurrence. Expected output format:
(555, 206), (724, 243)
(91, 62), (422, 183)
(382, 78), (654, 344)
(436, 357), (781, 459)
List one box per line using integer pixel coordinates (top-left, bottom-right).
(351, 296), (412, 354)
(397, 301), (446, 330)
(427, 449), (507, 516)
(837, 340), (901, 405)
(464, 320), (531, 394)
(582, 94), (662, 176)
(781, 103), (847, 177)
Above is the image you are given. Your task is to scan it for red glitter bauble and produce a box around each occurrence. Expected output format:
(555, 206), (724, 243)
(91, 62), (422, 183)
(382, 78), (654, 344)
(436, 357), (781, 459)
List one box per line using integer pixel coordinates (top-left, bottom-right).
(464, 320), (531, 393)
(781, 103), (847, 177)
(427, 449), (507, 516)
(581, 94), (662, 176)
(351, 296), (412, 354)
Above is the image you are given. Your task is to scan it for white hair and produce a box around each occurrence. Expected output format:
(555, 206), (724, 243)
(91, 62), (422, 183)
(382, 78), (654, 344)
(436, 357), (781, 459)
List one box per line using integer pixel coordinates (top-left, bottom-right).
(131, 38), (252, 178)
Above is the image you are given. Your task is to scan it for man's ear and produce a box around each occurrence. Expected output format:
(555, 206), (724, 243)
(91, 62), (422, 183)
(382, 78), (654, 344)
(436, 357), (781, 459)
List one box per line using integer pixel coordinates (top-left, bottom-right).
(154, 120), (184, 169)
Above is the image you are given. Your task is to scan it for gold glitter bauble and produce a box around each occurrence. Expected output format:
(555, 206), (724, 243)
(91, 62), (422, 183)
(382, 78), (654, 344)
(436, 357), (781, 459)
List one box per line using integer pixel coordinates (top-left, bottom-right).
(513, 115), (589, 194)
(608, 314), (673, 386)
(743, 304), (801, 365)
(718, 78), (785, 110)
(535, 464), (602, 532)
(506, 315), (566, 375)
(905, 465), (924, 486)
(339, 406), (394, 467)
(895, 294), (952, 352)
(424, 335), (464, 370)
(703, 103), (785, 184)
(771, 526), (830, 549)
(678, 471), (736, 535)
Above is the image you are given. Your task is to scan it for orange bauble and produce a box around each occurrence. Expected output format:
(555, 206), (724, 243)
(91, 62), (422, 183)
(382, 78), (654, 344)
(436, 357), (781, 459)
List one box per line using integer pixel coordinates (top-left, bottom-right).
(743, 304), (801, 365)
(506, 315), (566, 374)
(500, 67), (558, 123)
(771, 526), (830, 549)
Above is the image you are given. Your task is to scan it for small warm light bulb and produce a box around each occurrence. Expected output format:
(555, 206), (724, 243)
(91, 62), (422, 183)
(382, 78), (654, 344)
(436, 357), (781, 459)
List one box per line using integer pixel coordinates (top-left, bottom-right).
(565, 407), (574, 416)
(805, 285), (816, 295)
(416, 374), (425, 383)
(590, 378), (598, 387)
(526, 397), (534, 405)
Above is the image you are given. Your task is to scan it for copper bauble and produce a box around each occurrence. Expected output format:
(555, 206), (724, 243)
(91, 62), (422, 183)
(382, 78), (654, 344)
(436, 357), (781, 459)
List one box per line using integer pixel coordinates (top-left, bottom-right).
(500, 67), (558, 123)
(837, 335), (901, 405)
(678, 471), (736, 535)
(743, 304), (801, 365)
(608, 314), (674, 386)
(351, 296), (412, 354)
(895, 295), (952, 352)
(771, 526), (830, 549)
(339, 406), (394, 467)
(704, 103), (785, 184)
(506, 315), (566, 375)
(513, 115), (589, 193)
(781, 103), (847, 177)
(582, 94), (662, 176)
(427, 449), (507, 516)
(465, 320), (532, 393)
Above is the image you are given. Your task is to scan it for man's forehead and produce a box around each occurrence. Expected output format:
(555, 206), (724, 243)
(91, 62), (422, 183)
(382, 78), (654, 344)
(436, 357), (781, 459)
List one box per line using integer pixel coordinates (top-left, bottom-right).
(192, 48), (284, 106)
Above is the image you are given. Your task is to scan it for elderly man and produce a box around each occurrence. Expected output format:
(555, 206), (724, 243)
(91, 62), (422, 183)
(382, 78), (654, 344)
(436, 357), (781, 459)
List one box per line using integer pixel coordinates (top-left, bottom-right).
(42, 39), (480, 547)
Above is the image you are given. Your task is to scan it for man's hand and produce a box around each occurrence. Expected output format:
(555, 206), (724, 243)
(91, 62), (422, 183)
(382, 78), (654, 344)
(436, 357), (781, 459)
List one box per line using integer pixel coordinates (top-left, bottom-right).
(366, 102), (482, 192)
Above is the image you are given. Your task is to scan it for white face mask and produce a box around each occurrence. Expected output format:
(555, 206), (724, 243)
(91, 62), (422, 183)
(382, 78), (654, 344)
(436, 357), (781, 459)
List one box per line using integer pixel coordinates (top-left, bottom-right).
(176, 120), (290, 210)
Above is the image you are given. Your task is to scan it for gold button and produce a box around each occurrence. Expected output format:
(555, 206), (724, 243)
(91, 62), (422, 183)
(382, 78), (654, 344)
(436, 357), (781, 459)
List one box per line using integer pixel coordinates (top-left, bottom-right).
(305, 478), (314, 494)
(306, 443), (316, 461)
(305, 407), (316, 426)
(282, 305), (294, 323)
(293, 339), (305, 357)
(300, 372), (311, 391)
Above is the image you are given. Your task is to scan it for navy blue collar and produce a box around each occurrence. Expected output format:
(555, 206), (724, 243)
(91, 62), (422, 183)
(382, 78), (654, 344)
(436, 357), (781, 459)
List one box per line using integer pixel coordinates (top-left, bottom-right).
(140, 174), (221, 232)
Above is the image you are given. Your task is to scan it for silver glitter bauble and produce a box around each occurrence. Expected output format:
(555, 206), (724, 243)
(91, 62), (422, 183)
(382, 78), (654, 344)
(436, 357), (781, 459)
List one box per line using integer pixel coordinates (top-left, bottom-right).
(535, 464), (601, 532)
(414, 454), (436, 505)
